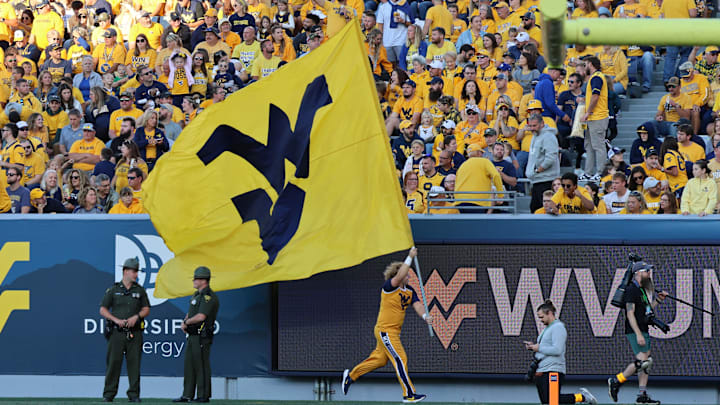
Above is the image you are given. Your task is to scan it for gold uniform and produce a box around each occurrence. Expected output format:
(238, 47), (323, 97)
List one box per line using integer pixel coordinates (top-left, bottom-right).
(349, 279), (420, 397)
(418, 171), (445, 194)
(663, 149), (688, 192)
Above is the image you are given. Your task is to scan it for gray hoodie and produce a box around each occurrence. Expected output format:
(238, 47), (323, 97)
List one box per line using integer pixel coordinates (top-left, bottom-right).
(536, 319), (567, 374)
(525, 125), (560, 184)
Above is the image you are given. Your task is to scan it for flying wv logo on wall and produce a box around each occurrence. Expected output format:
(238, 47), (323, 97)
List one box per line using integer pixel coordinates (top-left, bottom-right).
(196, 76), (333, 264)
(0, 242), (30, 334)
(408, 268), (477, 349)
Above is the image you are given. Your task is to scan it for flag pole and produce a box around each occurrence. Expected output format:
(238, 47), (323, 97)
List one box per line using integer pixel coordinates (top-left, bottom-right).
(412, 247), (434, 337)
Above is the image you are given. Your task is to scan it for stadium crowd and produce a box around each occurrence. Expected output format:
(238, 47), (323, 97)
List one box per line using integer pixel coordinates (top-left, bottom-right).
(0, 0), (716, 216)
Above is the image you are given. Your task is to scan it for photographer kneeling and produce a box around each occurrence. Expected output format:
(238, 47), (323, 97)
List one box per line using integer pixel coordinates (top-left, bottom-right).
(608, 262), (668, 405)
(525, 300), (597, 405)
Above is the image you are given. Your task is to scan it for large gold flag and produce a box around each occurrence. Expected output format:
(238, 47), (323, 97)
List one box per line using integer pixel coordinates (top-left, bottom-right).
(143, 22), (413, 298)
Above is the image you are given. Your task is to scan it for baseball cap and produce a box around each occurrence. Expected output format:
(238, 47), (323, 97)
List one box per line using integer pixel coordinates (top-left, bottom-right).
(103, 28), (117, 38)
(674, 117), (691, 127)
(205, 8), (218, 17)
(13, 30), (24, 42)
(428, 59), (444, 70)
(429, 76), (444, 85)
(139, 10), (151, 18)
(503, 52), (516, 60)
(428, 186), (445, 197)
(49, 43), (62, 51)
(119, 92), (133, 100)
(494, 1), (508, 7)
(466, 143), (483, 153)
(441, 120), (456, 129)
(82, 123), (95, 131)
(598, 6), (611, 17)
(667, 76), (680, 87)
(220, 17), (231, 26)
(35, 0), (49, 9)
(160, 91), (173, 98)
(465, 104), (480, 114)
(679, 62), (694, 77)
(97, 12), (110, 21)
(522, 11), (535, 19)
(29, 188), (44, 200)
(705, 46), (719, 55)
(308, 32), (322, 41)
(399, 120), (413, 130)
(476, 49), (490, 58)
(527, 99), (543, 110)
(204, 27), (220, 36)
(643, 177), (660, 189)
(607, 146), (625, 159)
(402, 79), (416, 88)
(498, 63), (513, 72)
(48, 94), (60, 103)
(516, 32), (530, 43)
(16, 121), (28, 129)
(484, 128), (497, 137)
(645, 146), (658, 157)
(170, 11), (181, 20)
(496, 73), (508, 80)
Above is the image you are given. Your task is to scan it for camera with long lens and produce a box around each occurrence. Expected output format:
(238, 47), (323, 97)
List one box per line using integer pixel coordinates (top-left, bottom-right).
(525, 356), (540, 382)
(647, 312), (670, 333)
(611, 253), (644, 308)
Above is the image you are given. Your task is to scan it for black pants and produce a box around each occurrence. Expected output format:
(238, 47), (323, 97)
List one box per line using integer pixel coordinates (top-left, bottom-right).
(182, 335), (212, 400)
(535, 372), (576, 404)
(530, 181), (553, 213)
(104, 329), (143, 400)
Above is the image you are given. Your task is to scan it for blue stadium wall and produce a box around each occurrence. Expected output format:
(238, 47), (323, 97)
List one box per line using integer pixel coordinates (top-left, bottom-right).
(1, 215), (720, 381)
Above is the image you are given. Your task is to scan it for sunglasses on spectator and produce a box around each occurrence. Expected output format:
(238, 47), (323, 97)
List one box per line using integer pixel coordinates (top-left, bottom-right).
(71, 175), (80, 179)
(7, 59), (16, 63)
(499, 107), (509, 111)
(137, 38), (146, 43)
(562, 183), (573, 189)
(79, 14), (87, 18)
(127, 176), (137, 180)
(467, 111), (478, 115)
(567, 80), (576, 84)
(667, 85), (676, 88)
(633, 176), (644, 181)
(18, 127), (28, 131)
(194, 56), (204, 60)
(23, 146), (32, 150)
(7, 173), (16, 177)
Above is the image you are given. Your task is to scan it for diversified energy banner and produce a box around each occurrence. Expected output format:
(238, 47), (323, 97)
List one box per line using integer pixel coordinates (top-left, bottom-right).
(277, 245), (720, 377)
(0, 217), (270, 377)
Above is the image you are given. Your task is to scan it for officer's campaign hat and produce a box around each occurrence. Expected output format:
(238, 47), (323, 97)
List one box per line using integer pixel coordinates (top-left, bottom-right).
(194, 266), (211, 279)
(123, 257), (140, 270)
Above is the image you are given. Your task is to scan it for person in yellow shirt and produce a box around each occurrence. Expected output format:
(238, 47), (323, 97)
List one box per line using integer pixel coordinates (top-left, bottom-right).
(310, 0), (356, 38)
(16, 139), (45, 187)
(534, 189), (556, 214)
(661, 136), (689, 195)
(455, 145), (504, 212)
(402, 171), (425, 214)
(250, 39), (281, 80)
(493, 2), (517, 43)
(387, 80), (423, 135)
(93, 29), (127, 74)
(455, 105), (488, 152)
(519, 12), (543, 55)
(475, 49), (498, 84)
(680, 159), (717, 215)
(676, 124), (706, 165)
(109, 92), (144, 139)
(423, 0), (453, 38)
(655, 77), (692, 136)
(488, 99), (520, 149)
(341, 247), (431, 403)
(248, 0), (272, 20)
(130, 12), (165, 50)
(0, 1), (17, 44)
(3, 78), (42, 123)
(0, 167), (10, 213)
(448, 4), (467, 44)
(109, 187), (146, 214)
(571, 0), (599, 18)
(678, 61), (712, 135)
(639, 147), (668, 187)
(42, 95), (69, 145)
(270, 24), (296, 61)
(195, 27), (232, 69)
(125, 33), (158, 73)
(91, 13), (125, 48)
(425, 27), (456, 65)
(69, 123), (104, 172)
(642, 176), (663, 213)
(548, 172), (595, 214)
(599, 45), (628, 95)
(484, 72), (520, 121)
(219, 18), (242, 50)
(618, 191), (652, 214)
(233, 26), (261, 73)
(29, 0), (64, 50)
(68, 27), (92, 75)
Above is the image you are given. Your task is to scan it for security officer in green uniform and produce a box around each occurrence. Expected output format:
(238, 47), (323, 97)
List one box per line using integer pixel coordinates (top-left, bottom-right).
(99, 257), (150, 403)
(173, 266), (220, 403)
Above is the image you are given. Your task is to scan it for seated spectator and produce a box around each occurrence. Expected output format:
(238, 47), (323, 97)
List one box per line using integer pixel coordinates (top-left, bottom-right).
(73, 186), (104, 213)
(426, 185), (459, 214)
(95, 173), (119, 213)
(18, 139), (45, 187)
(417, 110), (438, 144)
(40, 169), (63, 201)
(628, 166), (648, 193)
(534, 189), (556, 214)
(402, 139), (425, 178)
(658, 190), (680, 214)
(677, 124), (706, 171)
(550, 172), (595, 214)
(62, 168), (89, 212)
(643, 177), (663, 214)
(455, 143), (504, 213)
(69, 123), (105, 172)
(602, 172), (629, 214)
(158, 104), (183, 142)
(660, 136), (689, 199)
(488, 99), (520, 150)
(678, 61), (712, 135)
(126, 167), (145, 201)
(654, 77), (692, 137)
(403, 171), (425, 214)
(392, 120), (422, 170)
(436, 149), (457, 176)
(512, 52), (540, 94)
(58, 109), (84, 155)
(93, 148), (116, 180)
(418, 155), (445, 194)
(681, 159), (717, 216)
(490, 142), (518, 191)
(442, 173), (455, 197)
(440, 135), (465, 169)
(85, 87), (121, 142)
(599, 45), (628, 95)
(109, 186), (145, 214)
(584, 182), (603, 211)
(5, 167), (30, 213)
(630, 122), (662, 165)
(455, 105), (489, 153)
(607, 146), (630, 176)
(551, 177), (562, 194)
(619, 191), (652, 214)
(29, 187), (66, 213)
(483, 128), (518, 168)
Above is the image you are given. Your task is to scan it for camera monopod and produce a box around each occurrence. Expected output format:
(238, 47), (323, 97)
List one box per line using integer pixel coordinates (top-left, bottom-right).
(655, 290), (716, 316)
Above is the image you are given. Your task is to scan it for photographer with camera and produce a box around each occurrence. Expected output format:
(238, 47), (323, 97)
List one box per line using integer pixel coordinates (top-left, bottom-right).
(608, 262), (668, 405)
(524, 300), (597, 405)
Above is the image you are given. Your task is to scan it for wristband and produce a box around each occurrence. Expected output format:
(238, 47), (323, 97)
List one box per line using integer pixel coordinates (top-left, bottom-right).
(404, 256), (412, 266)
(422, 313), (428, 320)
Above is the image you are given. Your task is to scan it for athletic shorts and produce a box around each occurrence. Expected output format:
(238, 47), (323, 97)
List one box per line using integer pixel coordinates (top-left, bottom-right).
(626, 332), (651, 355)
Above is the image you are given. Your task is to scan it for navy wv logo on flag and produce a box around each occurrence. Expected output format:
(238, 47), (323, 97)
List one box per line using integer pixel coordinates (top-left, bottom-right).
(197, 75), (333, 264)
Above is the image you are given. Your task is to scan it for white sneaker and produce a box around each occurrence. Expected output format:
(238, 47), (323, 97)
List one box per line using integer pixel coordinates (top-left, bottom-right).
(578, 173), (592, 181)
(581, 388), (598, 405)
